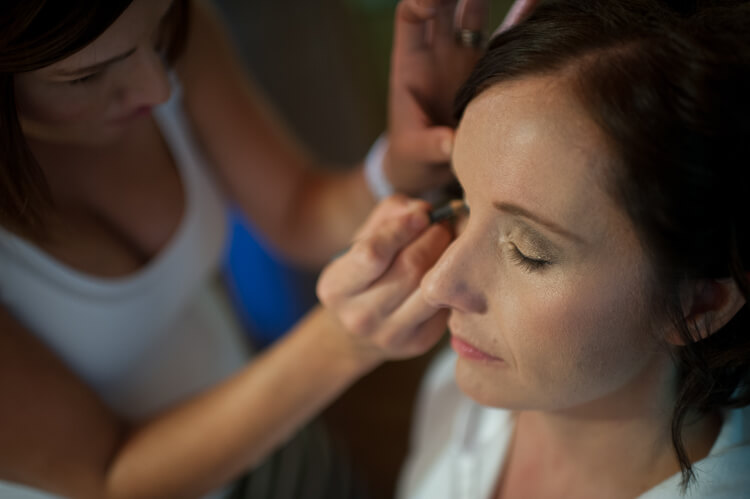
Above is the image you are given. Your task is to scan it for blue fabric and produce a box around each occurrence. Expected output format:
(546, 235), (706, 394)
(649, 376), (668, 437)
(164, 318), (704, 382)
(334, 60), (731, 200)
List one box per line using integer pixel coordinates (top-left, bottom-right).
(222, 208), (317, 348)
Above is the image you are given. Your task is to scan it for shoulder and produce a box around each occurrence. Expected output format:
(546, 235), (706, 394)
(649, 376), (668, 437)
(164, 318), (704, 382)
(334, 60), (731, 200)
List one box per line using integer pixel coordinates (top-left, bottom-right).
(692, 405), (750, 497)
(640, 405), (750, 499)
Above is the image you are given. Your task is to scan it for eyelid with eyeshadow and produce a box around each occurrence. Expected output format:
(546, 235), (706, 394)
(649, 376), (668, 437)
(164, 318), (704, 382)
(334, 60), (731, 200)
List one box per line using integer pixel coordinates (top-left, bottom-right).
(509, 245), (551, 271)
(497, 230), (554, 274)
(57, 3), (171, 84)
(508, 223), (560, 263)
(67, 71), (103, 85)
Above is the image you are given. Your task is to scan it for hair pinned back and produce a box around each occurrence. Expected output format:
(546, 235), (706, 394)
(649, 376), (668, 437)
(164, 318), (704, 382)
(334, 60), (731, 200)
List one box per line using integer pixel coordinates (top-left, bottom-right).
(455, 0), (750, 487)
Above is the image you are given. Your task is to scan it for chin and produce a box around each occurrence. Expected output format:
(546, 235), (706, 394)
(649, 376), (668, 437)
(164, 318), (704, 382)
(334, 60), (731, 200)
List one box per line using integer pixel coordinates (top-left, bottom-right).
(74, 121), (135, 145)
(454, 358), (530, 409)
(22, 119), (130, 147)
(80, 131), (127, 146)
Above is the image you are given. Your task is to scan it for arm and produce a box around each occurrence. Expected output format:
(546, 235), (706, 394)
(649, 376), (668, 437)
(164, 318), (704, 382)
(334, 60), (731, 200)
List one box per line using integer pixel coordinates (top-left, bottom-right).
(385, 0), (540, 191)
(176, 0), (371, 268)
(0, 200), (451, 499)
(0, 304), (361, 499)
(176, 0), (494, 267)
(0, 306), (403, 497)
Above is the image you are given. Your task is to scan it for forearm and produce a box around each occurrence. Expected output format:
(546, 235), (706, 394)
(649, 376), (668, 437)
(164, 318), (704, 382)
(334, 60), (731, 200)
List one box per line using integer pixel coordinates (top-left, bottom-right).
(240, 163), (376, 268)
(104, 307), (378, 499)
(177, 1), (377, 268)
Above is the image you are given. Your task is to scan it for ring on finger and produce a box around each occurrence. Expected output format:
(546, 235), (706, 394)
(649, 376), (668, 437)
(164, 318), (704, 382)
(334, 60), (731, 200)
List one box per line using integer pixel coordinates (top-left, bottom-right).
(454, 28), (485, 49)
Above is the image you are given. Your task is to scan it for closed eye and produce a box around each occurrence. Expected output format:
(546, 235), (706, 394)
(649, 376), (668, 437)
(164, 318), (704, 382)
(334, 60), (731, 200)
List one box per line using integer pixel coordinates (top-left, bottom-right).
(509, 245), (550, 272)
(68, 72), (101, 85)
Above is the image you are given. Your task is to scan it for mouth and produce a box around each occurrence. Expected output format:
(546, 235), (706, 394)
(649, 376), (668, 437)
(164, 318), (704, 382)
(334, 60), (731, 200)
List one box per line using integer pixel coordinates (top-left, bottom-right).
(113, 106), (153, 123)
(450, 334), (503, 363)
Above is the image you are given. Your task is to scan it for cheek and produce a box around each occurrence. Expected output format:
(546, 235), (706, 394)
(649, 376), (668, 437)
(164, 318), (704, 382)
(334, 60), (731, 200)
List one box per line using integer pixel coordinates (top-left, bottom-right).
(504, 262), (658, 406)
(15, 81), (105, 126)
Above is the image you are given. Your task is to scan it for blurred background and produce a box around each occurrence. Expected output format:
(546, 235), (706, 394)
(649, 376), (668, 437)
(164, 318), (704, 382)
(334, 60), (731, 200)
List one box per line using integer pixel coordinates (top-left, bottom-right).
(211, 1), (515, 497)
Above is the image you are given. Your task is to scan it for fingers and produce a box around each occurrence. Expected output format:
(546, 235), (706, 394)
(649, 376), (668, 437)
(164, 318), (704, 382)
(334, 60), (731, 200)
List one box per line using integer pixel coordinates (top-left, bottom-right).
(346, 223), (453, 325)
(454, 0), (491, 31)
(385, 127), (456, 195)
(328, 223), (453, 358)
(317, 197), (431, 302)
(353, 195), (431, 243)
(495, 0), (540, 35)
(396, 0), (490, 52)
(394, 0), (440, 53)
(396, 126), (454, 164)
(432, 0), (462, 40)
(387, 292), (450, 357)
(318, 194), (456, 363)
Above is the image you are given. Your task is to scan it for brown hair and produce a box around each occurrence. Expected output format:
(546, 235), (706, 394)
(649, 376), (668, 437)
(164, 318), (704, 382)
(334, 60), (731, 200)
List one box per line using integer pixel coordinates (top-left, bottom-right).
(0, 0), (190, 234)
(456, 0), (750, 488)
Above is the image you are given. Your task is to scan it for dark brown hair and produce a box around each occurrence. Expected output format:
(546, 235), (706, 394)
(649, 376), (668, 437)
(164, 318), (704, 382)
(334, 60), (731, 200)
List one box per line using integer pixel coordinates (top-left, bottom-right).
(456, 0), (750, 488)
(0, 0), (190, 234)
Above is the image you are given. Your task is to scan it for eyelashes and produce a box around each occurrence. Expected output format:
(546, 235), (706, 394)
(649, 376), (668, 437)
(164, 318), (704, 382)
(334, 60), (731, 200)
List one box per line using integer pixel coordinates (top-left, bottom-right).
(461, 205), (553, 273)
(68, 72), (101, 86)
(66, 19), (167, 88)
(509, 245), (550, 272)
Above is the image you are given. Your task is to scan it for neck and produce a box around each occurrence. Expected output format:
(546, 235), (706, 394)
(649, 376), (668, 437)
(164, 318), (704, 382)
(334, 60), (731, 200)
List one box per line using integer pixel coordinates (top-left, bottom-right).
(25, 118), (154, 203)
(511, 355), (721, 496)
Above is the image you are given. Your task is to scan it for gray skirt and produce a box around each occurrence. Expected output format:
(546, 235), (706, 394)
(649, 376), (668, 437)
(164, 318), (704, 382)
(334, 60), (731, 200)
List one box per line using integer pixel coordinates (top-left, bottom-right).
(229, 420), (368, 499)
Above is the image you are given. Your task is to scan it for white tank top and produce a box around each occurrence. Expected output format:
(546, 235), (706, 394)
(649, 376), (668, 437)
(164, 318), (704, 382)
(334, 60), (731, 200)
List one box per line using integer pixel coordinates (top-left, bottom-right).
(0, 77), (247, 498)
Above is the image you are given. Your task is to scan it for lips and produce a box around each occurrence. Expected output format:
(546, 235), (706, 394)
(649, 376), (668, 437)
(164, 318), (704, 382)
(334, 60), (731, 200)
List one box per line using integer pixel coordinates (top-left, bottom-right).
(450, 333), (503, 362)
(113, 106), (152, 123)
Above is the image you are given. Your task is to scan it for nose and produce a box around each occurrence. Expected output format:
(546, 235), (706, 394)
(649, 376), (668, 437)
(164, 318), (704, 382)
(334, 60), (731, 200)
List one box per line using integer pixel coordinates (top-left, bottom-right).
(116, 44), (171, 109)
(421, 230), (488, 314)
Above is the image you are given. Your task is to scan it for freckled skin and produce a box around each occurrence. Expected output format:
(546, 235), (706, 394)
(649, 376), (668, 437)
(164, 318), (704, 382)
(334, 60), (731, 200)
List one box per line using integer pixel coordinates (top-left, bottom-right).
(421, 76), (672, 415)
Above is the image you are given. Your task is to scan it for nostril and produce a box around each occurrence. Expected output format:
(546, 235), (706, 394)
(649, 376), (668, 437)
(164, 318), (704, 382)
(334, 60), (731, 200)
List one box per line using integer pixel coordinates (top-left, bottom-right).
(456, 281), (488, 314)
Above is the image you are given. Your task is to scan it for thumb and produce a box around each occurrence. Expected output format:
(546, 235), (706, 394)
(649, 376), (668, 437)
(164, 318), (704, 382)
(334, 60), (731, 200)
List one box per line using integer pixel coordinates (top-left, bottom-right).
(398, 127), (455, 164)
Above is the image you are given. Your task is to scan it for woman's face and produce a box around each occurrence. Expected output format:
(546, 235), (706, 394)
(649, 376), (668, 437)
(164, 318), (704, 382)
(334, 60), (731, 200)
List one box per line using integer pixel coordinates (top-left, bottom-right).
(422, 76), (670, 413)
(14, 0), (175, 146)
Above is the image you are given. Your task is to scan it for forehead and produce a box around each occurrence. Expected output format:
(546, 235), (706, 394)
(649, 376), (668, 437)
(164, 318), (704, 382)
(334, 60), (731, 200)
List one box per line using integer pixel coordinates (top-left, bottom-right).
(39, 0), (171, 76)
(454, 75), (623, 239)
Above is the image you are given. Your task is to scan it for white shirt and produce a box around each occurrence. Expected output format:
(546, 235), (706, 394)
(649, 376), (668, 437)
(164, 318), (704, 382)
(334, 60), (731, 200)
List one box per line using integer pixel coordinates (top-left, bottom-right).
(398, 348), (750, 499)
(0, 76), (246, 498)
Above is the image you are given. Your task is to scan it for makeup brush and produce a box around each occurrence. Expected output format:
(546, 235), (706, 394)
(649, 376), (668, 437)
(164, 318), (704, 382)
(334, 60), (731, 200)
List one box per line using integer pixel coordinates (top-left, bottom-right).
(428, 199), (469, 224)
(333, 199), (468, 260)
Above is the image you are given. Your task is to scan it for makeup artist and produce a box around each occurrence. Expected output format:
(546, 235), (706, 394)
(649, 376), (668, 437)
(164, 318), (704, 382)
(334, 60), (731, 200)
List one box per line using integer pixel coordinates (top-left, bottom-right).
(0, 0), (539, 498)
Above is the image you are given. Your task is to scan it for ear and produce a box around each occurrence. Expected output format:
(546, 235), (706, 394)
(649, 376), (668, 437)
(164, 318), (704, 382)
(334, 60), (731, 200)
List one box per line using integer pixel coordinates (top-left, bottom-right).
(667, 278), (747, 346)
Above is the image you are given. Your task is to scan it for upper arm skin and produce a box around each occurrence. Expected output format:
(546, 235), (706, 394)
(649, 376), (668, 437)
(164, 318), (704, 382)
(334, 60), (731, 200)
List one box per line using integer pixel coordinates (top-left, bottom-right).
(176, 1), (374, 266)
(175, 2), (313, 248)
(0, 305), (125, 498)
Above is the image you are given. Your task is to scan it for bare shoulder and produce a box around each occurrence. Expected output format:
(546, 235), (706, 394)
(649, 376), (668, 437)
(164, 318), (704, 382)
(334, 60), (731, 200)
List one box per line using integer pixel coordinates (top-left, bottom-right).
(0, 305), (123, 498)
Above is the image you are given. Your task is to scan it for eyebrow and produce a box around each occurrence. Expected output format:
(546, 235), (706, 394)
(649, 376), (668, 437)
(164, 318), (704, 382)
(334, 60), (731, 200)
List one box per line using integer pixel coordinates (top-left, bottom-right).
(54, 47), (137, 78)
(493, 201), (585, 244)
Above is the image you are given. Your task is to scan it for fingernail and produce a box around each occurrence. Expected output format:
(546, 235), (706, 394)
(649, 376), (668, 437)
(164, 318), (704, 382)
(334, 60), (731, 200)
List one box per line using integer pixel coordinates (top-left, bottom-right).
(440, 137), (453, 157)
